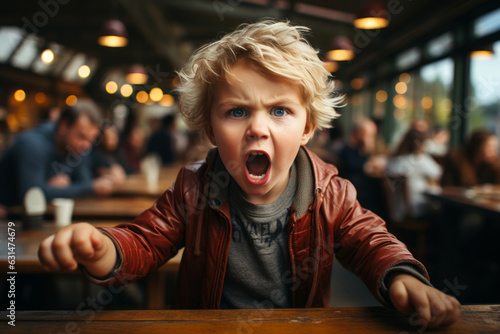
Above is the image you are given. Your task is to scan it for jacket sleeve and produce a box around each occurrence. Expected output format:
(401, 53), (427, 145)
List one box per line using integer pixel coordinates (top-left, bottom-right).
(84, 168), (189, 286)
(329, 177), (429, 304)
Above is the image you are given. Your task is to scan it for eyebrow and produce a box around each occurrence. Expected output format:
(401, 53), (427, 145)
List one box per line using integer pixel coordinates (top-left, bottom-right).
(215, 98), (303, 109)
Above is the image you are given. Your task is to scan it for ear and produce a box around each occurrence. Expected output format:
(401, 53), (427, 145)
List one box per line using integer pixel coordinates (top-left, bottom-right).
(206, 124), (217, 146)
(300, 121), (316, 146)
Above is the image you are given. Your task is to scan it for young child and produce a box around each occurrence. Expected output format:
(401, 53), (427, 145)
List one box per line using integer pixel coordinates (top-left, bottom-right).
(38, 20), (460, 327)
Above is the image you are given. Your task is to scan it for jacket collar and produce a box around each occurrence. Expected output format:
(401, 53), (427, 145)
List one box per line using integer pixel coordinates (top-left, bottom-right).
(293, 147), (314, 218)
(204, 146), (337, 218)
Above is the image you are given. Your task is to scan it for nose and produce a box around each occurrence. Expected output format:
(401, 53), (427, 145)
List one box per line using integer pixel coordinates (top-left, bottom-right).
(246, 112), (270, 141)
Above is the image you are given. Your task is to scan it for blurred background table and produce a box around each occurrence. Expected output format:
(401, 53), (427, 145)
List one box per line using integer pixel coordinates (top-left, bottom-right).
(114, 165), (181, 197)
(425, 186), (500, 304)
(425, 186), (500, 217)
(1, 305), (498, 333)
(8, 196), (157, 220)
(70, 196), (157, 219)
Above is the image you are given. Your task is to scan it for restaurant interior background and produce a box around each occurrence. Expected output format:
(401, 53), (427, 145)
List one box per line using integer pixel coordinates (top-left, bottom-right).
(0, 0), (499, 310)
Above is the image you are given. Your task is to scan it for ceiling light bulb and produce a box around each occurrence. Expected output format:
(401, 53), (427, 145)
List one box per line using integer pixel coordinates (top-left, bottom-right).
(41, 49), (54, 64)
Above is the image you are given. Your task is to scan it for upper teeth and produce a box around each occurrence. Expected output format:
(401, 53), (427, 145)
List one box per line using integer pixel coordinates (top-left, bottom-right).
(251, 152), (263, 156)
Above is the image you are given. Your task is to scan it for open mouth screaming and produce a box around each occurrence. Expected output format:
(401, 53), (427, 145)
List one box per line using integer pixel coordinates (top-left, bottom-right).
(245, 152), (270, 183)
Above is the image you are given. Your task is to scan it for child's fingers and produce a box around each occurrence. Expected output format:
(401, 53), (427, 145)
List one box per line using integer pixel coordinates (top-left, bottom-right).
(38, 235), (61, 271)
(89, 228), (105, 252)
(407, 287), (431, 325)
(426, 297), (448, 328)
(389, 280), (412, 315)
(70, 225), (98, 262)
(434, 295), (461, 327)
(51, 227), (79, 271)
(37, 223), (106, 272)
(390, 275), (461, 328)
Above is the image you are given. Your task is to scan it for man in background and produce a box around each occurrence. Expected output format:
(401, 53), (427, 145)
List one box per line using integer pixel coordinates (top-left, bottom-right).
(0, 99), (117, 214)
(338, 118), (387, 218)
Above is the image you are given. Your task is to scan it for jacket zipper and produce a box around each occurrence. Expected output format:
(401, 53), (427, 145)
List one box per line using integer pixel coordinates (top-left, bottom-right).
(211, 209), (230, 308)
(287, 219), (296, 306)
(194, 208), (203, 256)
(305, 188), (324, 307)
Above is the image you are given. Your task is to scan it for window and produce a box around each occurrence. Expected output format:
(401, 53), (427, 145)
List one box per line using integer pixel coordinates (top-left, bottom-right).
(474, 7), (500, 37)
(390, 58), (454, 145)
(10, 35), (40, 70)
(390, 71), (415, 144)
(395, 47), (421, 70)
(0, 27), (24, 63)
(468, 40), (500, 135)
(426, 32), (453, 58)
(62, 53), (86, 82)
(373, 83), (388, 119)
(418, 58), (454, 128)
(339, 89), (372, 137)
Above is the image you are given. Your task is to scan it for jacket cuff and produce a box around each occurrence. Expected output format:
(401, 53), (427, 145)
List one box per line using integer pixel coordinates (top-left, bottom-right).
(378, 263), (432, 306)
(79, 229), (124, 285)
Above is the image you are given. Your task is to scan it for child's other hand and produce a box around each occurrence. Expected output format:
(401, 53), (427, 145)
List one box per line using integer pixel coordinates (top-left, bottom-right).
(389, 273), (461, 328)
(47, 174), (71, 188)
(38, 222), (116, 277)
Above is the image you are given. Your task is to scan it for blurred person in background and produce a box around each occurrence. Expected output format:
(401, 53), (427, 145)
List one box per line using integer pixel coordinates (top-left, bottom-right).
(338, 118), (387, 218)
(410, 119), (429, 133)
(306, 121), (344, 166)
(183, 130), (211, 164)
(146, 114), (176, 165)
(147, 113), (189, 165)
(119, 126), (146, 174)
(0, 99), (116, 212)
(424, 126), (450, 158)
(90, 122), (126, 186)
(386, 128), (442, 218)
(441, 129), (500, 187)
(39, 105), (62, 123)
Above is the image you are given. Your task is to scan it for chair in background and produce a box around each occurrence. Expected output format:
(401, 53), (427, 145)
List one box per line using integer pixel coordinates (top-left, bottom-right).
(379, 173), (430, 263)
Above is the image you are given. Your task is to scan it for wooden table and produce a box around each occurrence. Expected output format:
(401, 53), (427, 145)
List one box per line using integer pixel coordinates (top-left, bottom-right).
(114, 165), (181, 197)
(0, 221), (183, 309)
(69, 196), (157, 219)
(7, 196), (158, 220)
(1, 305), (498, 333)
(425, 186), (500, 217)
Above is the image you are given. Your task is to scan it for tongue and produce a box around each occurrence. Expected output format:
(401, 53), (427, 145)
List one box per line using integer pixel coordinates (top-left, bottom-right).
(246, 154), (269, 176)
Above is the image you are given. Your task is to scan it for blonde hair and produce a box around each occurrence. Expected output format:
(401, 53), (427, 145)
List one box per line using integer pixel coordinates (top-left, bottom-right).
(176, 20), (342, 139)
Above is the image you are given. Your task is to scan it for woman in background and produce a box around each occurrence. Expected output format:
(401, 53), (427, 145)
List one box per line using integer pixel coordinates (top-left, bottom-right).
(441, 129), (500, 187)
(386, 128), (442, 217)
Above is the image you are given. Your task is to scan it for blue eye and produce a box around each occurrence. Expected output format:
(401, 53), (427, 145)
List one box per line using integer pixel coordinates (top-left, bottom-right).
(271, 107), (287, 117)
(229, 107), (246, 118)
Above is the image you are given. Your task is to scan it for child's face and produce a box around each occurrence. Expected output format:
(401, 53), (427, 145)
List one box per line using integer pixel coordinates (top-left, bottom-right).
(209, 61), (315, 204)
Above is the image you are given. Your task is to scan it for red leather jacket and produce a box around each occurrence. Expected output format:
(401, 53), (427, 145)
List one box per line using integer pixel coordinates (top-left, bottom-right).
(95, 147), (428, 308)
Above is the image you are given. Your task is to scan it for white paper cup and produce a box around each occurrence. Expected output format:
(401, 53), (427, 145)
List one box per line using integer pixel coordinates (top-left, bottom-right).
(142, 155), (161, 190)
(145, 167), (160, 190)
(52, 198), (75, 227)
